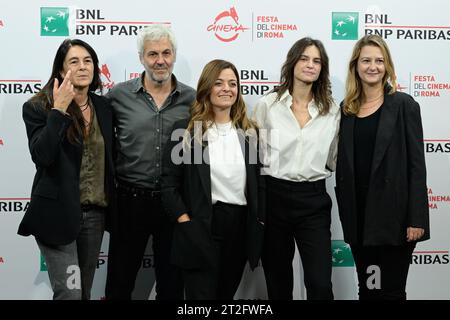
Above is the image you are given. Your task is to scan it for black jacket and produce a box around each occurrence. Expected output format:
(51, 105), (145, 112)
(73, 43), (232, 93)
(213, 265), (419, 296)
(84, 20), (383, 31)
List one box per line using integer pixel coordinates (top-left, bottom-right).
(161, 119), (265, 270)
(335, 91), (430, 246)
(18, 93), (116, 245)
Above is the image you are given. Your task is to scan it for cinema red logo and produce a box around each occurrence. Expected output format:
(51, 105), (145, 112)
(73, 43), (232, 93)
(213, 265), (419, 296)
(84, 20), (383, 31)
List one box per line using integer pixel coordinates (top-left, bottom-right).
(207, 7), (249, 42)
(100, 64), (115, 90)
(0, 256), (4, 264)
(0, 138), (4, 146)
(0, 19), (4, 28)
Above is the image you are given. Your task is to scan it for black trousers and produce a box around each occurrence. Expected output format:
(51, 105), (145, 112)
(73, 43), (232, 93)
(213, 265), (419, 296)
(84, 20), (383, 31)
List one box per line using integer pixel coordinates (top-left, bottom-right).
(105, 182), (183, 300)
(183, 202), (247, 300)
(262, 176), (333, 300)
(350, 243), (416, 300)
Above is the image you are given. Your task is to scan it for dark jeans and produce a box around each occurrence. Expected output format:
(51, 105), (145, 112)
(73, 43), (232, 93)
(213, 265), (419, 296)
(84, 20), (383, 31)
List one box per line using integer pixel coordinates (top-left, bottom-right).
(262, 176), (334, 300)
(351, 243), (416, 300)
(183, 202), (247, 300)
(37, 207), (105, 300)
(105, 182), (183, 300)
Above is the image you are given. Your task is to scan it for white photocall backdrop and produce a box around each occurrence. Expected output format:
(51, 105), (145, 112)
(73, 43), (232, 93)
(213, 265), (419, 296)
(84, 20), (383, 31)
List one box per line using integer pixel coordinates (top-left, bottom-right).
(1, 0), (449, 299)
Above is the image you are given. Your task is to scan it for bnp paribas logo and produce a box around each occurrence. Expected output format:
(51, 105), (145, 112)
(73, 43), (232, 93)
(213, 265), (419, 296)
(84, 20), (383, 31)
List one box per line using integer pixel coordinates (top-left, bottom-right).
(40, 7), (69, 36)
(40, 254), (47, 271)
(332, 12), (358, 40)
(331, 240), (354, 267)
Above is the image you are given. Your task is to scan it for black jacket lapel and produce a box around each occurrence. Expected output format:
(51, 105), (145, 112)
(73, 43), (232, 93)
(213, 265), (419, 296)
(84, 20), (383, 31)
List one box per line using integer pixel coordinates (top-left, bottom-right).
(196, 140), (212, 206)
(342, 112), (355, 175)
(370, 94), (398, 178)
(91, 93), (114, 172)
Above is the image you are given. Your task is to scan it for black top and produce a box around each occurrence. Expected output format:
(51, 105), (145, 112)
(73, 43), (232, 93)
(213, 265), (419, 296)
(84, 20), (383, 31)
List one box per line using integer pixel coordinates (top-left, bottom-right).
(354, 106), (382, 190)
(353, 105), (382, 243)
(18, 93), (116, 245)
(335, 91), (429, 246)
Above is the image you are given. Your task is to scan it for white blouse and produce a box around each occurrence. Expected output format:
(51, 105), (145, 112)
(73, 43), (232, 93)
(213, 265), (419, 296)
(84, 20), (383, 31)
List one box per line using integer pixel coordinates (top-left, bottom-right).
(207, 122), (247, 205)
(252, 91), (340, 182)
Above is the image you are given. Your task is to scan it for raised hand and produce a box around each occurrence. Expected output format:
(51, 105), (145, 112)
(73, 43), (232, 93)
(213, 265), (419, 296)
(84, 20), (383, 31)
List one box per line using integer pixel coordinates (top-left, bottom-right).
(53, 70), (75, 113)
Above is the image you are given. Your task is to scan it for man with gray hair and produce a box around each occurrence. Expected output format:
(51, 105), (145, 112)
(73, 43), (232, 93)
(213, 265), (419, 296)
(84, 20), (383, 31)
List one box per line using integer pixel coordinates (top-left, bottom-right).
(105, 24), (195, 300)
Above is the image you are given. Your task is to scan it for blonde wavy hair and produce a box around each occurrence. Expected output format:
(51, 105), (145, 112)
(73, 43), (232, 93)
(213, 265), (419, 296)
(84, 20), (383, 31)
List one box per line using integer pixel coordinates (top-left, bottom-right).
(184, 59), (257, 147)
(343, 35), (397, 115)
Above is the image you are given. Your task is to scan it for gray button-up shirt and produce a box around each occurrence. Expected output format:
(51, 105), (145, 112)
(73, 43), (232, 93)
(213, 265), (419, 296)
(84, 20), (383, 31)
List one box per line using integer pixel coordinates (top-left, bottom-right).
(106, 73), (196, 188)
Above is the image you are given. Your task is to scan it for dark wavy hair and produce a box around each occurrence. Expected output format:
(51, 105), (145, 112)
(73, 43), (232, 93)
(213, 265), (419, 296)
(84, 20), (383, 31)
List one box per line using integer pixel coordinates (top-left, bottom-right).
(30, 38), (102, 144)
(275, 37), (333, 115)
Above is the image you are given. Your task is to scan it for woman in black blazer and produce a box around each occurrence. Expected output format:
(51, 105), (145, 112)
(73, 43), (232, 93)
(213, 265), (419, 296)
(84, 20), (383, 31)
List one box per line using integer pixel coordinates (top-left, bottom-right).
(335, 35), (430, 300)
(161, 59), (265, 299)
(18, 39), (115, 300)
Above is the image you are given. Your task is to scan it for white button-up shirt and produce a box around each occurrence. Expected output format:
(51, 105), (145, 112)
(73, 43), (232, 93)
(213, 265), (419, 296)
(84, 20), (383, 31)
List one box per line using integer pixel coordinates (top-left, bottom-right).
(207, 122), (247, 205)
(252, 91), (340, 182)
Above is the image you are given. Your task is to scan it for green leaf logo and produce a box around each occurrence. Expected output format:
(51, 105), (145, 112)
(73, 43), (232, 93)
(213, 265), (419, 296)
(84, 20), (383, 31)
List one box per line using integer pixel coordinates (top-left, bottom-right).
(41, 7), (69, 36)
(332, 12), (358, 40)
(40, 254), (47, 271)
(332, 240), (354, 267)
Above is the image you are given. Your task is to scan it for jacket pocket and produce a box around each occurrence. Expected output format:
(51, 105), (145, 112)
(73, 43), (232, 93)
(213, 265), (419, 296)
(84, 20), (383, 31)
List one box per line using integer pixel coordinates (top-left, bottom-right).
(170, 219), (217, 270)
(32, 182), (59, 199)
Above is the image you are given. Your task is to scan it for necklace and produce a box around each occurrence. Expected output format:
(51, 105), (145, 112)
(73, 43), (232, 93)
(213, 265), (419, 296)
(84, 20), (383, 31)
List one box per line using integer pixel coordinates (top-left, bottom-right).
(83, 113), (92, 130)
(79, 99), (90, 112)
(360, 94), (383, 110)
(363, 94), (383, 103)
(214, 122), (232, 136)
(360, 103), (380, 110)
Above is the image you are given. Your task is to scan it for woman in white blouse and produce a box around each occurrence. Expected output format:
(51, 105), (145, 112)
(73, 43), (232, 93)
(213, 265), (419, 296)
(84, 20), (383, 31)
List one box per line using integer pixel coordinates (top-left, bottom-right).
(252, 37), (340, 300)
(161, 59), (265, 299)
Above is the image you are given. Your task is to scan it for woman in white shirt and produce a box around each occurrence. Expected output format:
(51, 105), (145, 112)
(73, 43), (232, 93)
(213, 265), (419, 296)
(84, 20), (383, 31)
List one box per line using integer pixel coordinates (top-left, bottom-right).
(252, 37), (340, 300)
(161, 59), (265, 299)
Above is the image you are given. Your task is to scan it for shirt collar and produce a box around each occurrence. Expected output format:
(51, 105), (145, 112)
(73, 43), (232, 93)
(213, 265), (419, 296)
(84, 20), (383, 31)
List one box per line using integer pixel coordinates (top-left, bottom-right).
(280, 90), (320, 119)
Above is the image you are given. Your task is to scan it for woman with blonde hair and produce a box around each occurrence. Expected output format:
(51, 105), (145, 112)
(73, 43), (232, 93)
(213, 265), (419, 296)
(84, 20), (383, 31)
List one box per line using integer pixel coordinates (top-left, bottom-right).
(161, 59), (265, 299)
(335, 34), (430, 300)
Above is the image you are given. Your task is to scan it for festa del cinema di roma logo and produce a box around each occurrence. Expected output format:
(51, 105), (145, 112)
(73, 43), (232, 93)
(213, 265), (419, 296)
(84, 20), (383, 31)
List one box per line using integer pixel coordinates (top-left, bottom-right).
(207, 7), (249, 42)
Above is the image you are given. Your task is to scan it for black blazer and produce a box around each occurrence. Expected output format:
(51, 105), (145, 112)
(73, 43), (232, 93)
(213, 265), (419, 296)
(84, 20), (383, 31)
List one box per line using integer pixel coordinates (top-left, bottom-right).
(335, 91), (430, 246)
(161, 119), (265, 270)
(18, 93), (116, 245)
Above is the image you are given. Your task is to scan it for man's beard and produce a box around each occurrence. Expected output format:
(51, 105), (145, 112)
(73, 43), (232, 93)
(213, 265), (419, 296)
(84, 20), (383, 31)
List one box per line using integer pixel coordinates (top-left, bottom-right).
(147, 67), (171, 84)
